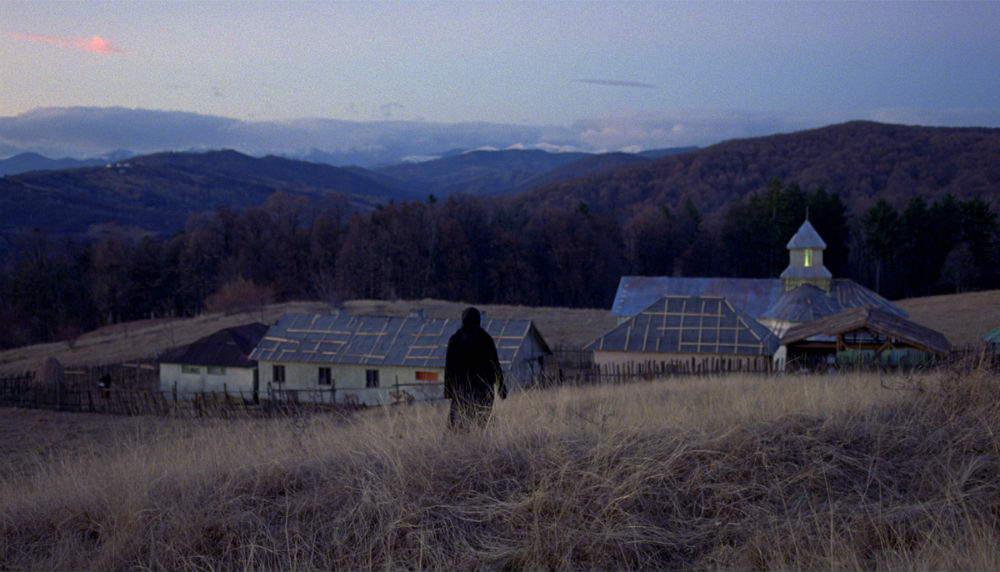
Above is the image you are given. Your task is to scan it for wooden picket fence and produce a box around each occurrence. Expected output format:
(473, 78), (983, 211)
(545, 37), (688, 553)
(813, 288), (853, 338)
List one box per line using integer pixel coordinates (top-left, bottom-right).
(0, 373), (353, 418)
(547, 345), (773, 386)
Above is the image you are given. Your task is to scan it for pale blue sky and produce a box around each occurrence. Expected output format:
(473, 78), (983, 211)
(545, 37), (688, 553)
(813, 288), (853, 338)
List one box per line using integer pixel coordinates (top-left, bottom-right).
(2, 0), (999, 150)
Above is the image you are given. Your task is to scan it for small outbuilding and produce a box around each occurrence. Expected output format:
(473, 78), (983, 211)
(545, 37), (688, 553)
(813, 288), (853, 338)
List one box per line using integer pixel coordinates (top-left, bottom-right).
(982, 326), (1000, 358)
(780, 306), (950, 371)
(585, 296), (780, 374)
(249, 312), (552, 406)
(158, 323), (269, 399)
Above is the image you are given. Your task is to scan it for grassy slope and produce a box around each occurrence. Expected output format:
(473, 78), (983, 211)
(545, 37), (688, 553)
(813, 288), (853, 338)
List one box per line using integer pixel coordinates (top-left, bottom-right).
(0, 301), (331, 375)
(1, 289), (994, 376)
(0, 299), (617, 375)
(894, 289), (1000, 349)
(2, 366), (999, 570)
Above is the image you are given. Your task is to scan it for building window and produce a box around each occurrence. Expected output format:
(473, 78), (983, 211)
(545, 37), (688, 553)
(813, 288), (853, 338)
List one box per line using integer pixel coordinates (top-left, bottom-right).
(273, 364), (286, 384)
(318, 367), (332, 386)
(365, 369), (380, 388)
(416, 371), (438, 381)
(803, 248), (813, 267)
(181, 364), (201, 375)
(207, 366), (226, 376)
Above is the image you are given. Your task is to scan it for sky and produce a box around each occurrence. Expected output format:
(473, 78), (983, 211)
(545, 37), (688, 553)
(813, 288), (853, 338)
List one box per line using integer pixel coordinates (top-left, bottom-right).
(2, 0), (1000, 153)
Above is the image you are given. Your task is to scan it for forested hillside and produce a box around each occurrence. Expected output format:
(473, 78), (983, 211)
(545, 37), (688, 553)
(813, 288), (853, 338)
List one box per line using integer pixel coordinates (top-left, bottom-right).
(1, 121), (997, 350)
(516, 121), (1000, 220)
(0, 150), (417, 245)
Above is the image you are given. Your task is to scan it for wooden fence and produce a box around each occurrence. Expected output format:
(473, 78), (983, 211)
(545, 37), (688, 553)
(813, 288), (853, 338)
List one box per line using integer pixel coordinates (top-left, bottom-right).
(0, 373), (355, 418)
(552, 358), (771, 385)
(546, 345), (773, 385)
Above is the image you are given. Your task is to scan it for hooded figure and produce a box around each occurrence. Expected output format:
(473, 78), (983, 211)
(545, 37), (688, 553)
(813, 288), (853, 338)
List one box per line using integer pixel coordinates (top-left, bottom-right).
(445, 307), (507, 430)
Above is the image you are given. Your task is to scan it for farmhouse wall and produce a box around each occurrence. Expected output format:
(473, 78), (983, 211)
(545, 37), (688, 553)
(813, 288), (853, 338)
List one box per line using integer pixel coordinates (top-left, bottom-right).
(158, 363), (256, 397)
(257, 359), (445, 406)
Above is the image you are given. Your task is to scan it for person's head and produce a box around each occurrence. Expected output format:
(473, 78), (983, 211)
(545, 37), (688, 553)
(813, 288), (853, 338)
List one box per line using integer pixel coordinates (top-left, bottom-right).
(461, 306), (480, 328)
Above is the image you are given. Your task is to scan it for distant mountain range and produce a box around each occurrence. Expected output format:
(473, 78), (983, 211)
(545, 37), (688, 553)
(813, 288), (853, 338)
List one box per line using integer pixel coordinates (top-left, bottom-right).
(1, 121), (998, 255)
(0, 106), (807, 166)
(0, 150), (417, 246)
(0, 106), (666, 168)
(0, 150), (135, 176)
(376, 147), (696, 197)
(0, 146), (692, 249)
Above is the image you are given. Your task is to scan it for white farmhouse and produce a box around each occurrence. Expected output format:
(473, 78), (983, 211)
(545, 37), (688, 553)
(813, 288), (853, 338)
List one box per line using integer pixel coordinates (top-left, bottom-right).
(250, 312), (551, 406)
(158, 323), (268, 400)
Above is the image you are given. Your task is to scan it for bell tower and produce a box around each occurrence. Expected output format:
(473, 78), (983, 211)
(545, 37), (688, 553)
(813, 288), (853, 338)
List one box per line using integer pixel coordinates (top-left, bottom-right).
(780, 219), (832, 292)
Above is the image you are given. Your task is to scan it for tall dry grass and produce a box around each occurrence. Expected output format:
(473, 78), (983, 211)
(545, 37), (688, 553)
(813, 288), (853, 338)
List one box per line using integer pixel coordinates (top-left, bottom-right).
(2, 366), (1000, 570)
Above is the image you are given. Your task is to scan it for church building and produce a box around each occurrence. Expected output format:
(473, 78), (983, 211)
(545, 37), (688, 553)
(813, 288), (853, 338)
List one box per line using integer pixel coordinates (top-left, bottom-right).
(610, 218), (908, 338)
(600, 219), (936, 371)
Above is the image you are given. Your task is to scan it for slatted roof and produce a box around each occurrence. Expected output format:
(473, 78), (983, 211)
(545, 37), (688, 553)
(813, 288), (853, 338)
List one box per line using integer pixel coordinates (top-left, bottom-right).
(611, 276), (907, 320)
(249, 313), (550, 369)
(586, 296), (779, 356)
(780, 306), (951, 356)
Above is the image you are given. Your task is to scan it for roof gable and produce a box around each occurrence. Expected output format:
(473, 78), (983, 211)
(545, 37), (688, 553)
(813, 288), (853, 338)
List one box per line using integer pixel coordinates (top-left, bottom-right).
(587, 296), (779, 356)
(786, 220), (827, 249)
(159, 322), (269, 368)
(249, 313), (550, 369)
(611, 276), (908, 320)
(780, 306), (950, 355)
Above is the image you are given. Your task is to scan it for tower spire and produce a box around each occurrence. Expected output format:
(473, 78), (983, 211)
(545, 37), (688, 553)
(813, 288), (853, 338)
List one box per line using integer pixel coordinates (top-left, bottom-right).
(780, 218), (832, 292)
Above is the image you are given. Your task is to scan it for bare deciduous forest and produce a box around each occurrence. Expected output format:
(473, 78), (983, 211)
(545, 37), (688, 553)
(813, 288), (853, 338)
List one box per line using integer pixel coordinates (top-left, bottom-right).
(1, 181), (996, 350)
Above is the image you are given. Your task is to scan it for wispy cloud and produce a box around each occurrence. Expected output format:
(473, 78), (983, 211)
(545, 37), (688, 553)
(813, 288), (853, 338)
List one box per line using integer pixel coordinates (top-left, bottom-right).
(13, 33), (124, 55)
(574, 78), (657, 89)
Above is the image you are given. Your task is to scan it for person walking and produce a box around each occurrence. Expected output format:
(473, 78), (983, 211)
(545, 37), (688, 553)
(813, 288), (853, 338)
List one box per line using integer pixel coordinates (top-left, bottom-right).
(445, 307), (507, 430)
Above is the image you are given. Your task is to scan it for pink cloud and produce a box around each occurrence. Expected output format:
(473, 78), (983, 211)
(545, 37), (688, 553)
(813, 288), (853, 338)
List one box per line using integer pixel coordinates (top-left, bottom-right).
(13, 33), (124, 55)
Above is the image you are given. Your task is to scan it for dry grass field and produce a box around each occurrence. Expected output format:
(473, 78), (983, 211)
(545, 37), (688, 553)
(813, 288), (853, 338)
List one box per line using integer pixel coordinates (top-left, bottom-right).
(3, 361), (1000, 570)
(895, 289), (1000, 349)
(0, 301), (332, 376)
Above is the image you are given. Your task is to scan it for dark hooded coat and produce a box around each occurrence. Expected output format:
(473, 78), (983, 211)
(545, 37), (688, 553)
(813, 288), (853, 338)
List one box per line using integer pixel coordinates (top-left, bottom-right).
(445, 307), (506, 429)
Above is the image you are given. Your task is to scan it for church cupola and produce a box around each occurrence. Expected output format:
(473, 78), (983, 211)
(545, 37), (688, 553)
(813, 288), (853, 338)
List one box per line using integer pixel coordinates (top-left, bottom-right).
(780, 219), (832, 292)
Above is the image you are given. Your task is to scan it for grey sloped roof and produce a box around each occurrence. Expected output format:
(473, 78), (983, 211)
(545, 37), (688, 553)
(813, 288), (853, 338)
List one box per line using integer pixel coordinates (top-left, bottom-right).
(763, 284), (845, 322)
(160, 323), (269, 368)
(586, 296), (779, 356)
(611, 277), (784, 318)
(779, 264), (833, 280)
(611, 277), (907, 320)
(786, 220), (827, 249)
(249, 313), (551, 369)
(781, 306), (950, 356)
(982, 326), (1000, 346)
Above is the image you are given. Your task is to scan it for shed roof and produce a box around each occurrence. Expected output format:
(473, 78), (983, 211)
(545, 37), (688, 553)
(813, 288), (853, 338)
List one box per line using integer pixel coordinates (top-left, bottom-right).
(159, 323), (269, 368)
(611, 276), (907, 320)
(786, 220), (827, 249)
(586, 296), (779, 356)
(780, 306), (950, 355)
(249, 313), (551, 369)
(982, 326), (1000, 344)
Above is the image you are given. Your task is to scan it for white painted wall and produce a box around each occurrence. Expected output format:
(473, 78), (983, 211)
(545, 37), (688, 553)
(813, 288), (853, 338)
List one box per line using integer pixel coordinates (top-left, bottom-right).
(158, 363), (257, 399)
(256, 360), (445, 406)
